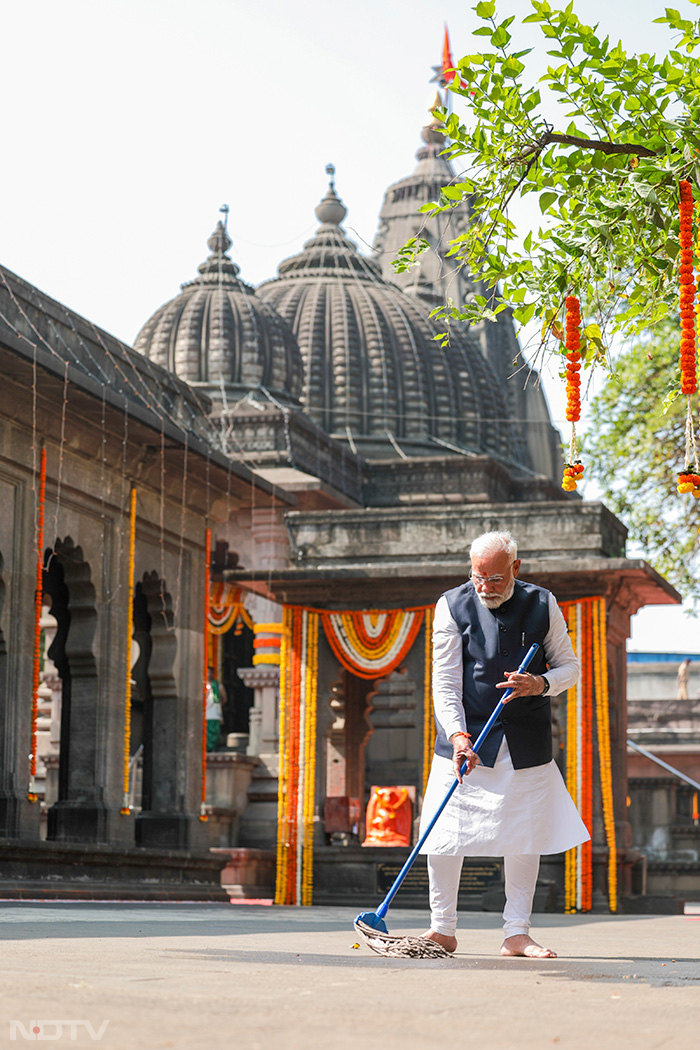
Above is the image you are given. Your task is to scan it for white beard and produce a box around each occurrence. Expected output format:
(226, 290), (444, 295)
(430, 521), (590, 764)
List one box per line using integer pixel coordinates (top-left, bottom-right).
(476, 577), (516, 609)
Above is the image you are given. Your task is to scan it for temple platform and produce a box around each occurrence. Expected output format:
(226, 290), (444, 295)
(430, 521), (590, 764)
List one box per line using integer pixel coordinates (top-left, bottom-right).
(0, 840), (229, 901)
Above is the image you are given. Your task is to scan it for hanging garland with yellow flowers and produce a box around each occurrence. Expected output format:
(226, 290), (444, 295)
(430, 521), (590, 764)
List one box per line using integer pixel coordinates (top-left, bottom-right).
(559, 597), (617, 914)
(120, 486), (137, 815)
(678, 180), (700, 502)
(275, 605), (319, 906)
(561, 295), (585, 492)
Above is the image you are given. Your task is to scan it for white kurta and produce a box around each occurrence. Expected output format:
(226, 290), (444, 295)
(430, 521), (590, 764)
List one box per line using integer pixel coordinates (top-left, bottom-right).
(420, 589), (589, 857)
(419, 738), (589, 856)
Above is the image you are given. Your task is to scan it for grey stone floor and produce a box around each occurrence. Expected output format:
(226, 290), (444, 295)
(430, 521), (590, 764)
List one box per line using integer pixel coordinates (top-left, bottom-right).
(0, 901), (698, 1050)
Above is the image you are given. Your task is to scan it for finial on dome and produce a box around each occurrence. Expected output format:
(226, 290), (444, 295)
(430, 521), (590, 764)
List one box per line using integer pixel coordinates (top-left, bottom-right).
(208, 219), (232, 257)
(315, 164), (348, 227)
(197, 216), (240, 278)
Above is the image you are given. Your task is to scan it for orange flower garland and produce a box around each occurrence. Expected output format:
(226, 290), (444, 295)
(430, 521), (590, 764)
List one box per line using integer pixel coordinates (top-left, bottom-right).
(275, 606), (320, 906)
(422, 606), (436, 797)
(562, 296), (585, 492)
(560, 597), (617, 913)
(677, 181), (700, 501)
(679, 181), (697, 396)
(120, 486), (137, 815)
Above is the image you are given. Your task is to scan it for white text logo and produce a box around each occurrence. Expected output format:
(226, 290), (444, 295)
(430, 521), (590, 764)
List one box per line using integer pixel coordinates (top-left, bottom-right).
(10, 1021), (110, 1041)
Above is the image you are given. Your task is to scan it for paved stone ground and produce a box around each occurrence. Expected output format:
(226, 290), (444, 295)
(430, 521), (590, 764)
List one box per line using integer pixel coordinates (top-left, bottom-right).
(0, 902), (698, 1050)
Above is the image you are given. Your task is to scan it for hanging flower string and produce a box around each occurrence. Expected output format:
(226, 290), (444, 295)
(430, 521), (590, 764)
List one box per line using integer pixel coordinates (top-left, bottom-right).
(422, 606), (436, 797)
(275, 606), (319, 906)
(561, 295), (585, 492)
(120, 486), (137, 815)
(678, 180), (700, 499)
(28, 443), (47, 803)
(560, 597), (617, 913)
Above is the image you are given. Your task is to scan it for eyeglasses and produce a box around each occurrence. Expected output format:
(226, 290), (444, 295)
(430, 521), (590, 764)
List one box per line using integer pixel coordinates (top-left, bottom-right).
(469, 566), (513, 585)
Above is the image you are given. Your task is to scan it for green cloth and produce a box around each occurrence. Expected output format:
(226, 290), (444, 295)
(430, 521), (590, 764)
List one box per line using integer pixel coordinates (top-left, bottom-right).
(206, 719), (222, 751)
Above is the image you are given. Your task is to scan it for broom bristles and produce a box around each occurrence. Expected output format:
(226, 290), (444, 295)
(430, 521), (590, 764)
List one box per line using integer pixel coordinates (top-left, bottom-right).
(353, 920), (452, 959)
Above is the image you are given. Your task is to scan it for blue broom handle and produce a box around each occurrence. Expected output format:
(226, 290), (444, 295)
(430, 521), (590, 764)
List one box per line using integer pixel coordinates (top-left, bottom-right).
(373, 642), (541, 920)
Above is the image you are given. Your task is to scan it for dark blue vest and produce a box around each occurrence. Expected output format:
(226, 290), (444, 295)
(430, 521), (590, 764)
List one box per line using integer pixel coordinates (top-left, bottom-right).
(434, 579), (552, 769)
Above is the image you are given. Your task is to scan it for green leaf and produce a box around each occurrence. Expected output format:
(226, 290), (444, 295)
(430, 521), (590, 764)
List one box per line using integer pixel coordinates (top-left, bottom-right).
(475, 1), (496, 16)
(539, 191), (559, 212)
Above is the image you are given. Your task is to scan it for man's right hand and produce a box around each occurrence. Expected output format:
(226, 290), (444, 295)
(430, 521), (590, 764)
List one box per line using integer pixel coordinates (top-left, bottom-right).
(450, 732), (477, 783)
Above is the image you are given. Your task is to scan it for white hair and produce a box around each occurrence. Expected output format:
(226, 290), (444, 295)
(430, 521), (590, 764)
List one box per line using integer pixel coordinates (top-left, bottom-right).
(469, 530), (518, 562)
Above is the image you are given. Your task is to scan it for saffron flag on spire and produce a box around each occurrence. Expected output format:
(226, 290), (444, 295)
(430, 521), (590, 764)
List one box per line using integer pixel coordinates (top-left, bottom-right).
(442, 25), (455, 83)
(441, 25), (467, 90)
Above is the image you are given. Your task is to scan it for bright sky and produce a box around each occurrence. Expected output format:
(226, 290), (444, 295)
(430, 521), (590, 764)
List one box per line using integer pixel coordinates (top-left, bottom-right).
(1, 0), (698, 650)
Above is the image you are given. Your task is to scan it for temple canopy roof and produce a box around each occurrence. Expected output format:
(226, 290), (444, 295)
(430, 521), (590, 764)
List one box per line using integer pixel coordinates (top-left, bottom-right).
(134, 221), (303, 407)
(258, 168), (519, 464)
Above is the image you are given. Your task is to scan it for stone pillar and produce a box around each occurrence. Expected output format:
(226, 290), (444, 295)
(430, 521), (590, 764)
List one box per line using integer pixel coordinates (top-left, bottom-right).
(236, 663), (281, 850)
(235, 508), (289, 850)
(46, 538), (109, 844)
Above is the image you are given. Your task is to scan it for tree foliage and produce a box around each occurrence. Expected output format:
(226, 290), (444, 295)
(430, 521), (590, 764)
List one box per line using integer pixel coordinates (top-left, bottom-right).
(402, 0), (700, 372)
(585, 319), (700, 601)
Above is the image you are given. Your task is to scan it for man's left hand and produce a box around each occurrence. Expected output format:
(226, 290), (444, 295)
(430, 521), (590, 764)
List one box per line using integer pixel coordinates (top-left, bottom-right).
(496, 671), (546, 701)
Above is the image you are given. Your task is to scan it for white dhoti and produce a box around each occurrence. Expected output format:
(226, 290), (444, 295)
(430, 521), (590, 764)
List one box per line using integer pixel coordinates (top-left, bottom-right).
(419, 739), (589, 935)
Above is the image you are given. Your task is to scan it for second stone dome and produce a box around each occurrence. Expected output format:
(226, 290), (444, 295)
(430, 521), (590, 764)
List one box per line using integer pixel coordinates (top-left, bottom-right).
(258, 171), (517, 462)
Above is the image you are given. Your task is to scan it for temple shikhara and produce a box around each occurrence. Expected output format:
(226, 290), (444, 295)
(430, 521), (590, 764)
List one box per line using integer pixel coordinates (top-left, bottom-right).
(0, 90), (684, 910)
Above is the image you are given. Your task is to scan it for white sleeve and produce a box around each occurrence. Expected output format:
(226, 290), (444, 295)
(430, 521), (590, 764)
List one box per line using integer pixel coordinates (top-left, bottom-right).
(543, 592), (579, 695)
(432, 595), (466, 741)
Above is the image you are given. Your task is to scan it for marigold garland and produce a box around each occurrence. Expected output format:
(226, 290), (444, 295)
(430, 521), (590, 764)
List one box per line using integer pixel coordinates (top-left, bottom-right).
(28, 443), (47, 803)
(120, 486), (137, 815)
(560, 597), (616, 913)
(677, 180), (700, 501)
(562, 296), (585, 492)
(679, 181), (697, 396)
(275, 606), (319, 906)
(422, 606), (436, 797)
(321, 609), (424, 680)
(593, 596), (617, 912)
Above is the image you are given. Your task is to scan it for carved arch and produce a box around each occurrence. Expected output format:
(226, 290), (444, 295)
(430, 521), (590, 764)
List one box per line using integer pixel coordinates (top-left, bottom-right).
(43, 537), (98, 804)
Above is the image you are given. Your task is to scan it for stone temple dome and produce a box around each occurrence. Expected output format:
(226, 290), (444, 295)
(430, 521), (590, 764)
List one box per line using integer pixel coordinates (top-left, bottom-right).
(258, 168), (519, 464)
(134, 220), (303, 406)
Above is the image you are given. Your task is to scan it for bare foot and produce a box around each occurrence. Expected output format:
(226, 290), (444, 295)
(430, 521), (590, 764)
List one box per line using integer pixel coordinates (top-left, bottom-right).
(422, 930), (457, 953)
(500, 934), (557, 959)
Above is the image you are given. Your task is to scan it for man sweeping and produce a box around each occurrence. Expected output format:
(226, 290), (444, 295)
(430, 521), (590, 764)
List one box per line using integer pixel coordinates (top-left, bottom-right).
(420, 530), (588, 958)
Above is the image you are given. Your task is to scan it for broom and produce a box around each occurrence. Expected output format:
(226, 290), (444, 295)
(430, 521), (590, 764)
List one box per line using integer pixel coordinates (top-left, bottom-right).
(354, 642), (540, 957)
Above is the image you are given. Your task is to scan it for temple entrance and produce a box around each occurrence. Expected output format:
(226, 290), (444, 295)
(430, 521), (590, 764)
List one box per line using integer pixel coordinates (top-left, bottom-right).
(221, 620), (254, 741)
(133, 571), (189, 849)
(129, 580), (153, 810)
